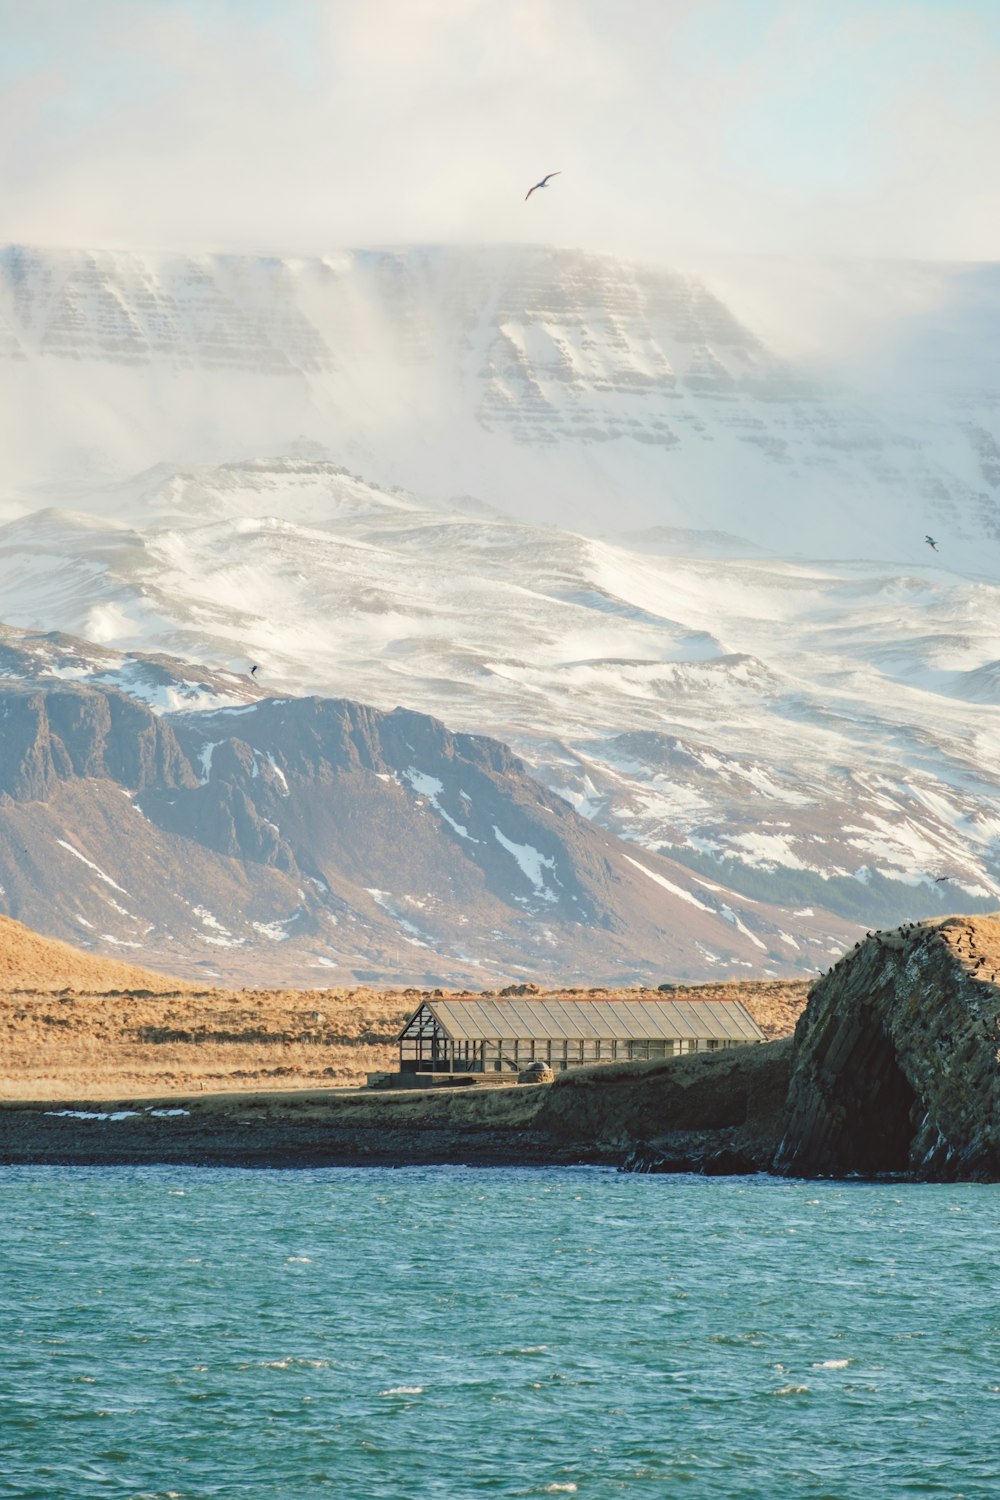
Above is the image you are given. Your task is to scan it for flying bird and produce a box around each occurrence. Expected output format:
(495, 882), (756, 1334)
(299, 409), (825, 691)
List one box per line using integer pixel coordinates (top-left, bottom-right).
(934, 874), (954, 883)
(925, 535), (939, 551)
(525, 171), (561, 201)
(250, 664), (259, 677)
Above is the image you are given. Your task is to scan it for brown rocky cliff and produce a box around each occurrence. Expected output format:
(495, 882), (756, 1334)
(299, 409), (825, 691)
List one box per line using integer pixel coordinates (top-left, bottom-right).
(0, 682), (194, 799)
(777, 916), (1000, 1180)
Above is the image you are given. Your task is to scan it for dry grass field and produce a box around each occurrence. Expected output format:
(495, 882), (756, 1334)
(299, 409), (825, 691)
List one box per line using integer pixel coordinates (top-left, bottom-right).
(0, 915), (812, 1100)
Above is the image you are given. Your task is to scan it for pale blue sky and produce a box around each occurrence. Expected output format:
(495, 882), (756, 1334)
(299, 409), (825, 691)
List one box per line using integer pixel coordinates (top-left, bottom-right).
(1, 0), (998, 258)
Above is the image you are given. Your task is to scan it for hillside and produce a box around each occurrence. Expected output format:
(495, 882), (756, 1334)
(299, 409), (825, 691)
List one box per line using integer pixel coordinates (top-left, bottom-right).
(0, 638), (857, 984)
(0, 914), (182, 993)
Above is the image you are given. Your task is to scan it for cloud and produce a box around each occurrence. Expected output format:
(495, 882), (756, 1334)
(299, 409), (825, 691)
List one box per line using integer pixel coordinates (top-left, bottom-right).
(2, 0), (999, 260)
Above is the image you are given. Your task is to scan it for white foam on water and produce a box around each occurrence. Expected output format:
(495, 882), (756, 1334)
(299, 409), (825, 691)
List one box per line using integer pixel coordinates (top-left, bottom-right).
(813, 1358), (852, 1368)
(379, 1385), (424, 1396)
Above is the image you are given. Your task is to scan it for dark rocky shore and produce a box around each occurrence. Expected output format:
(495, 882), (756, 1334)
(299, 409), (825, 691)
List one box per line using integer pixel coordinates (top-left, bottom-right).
(0, 1040), (790, 1171)
(3, 916), (998, 1179)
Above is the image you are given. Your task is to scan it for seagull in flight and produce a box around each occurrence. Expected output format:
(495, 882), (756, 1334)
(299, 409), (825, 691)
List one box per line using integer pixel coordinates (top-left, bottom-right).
(525, 171), (561, 201)
(925, 535), (939, 551)
(934, 874), (954, 883)
(250, 664), (259, 677)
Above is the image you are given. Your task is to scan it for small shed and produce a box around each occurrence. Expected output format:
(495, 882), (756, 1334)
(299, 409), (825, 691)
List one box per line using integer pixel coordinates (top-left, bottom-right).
(397, 996), (765, 1074)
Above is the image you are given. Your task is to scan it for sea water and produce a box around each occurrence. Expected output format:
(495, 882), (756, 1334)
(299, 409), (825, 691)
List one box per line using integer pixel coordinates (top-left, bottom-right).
(1, 1166), (997, 1500)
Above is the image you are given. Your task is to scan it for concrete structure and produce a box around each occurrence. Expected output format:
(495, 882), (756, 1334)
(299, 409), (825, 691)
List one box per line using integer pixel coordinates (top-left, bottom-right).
(398, 995), (765, 1075)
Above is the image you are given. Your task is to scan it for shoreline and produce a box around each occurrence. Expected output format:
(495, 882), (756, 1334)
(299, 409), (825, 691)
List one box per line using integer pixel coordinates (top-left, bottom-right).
(0, 1043), (793, 1173)
(0, 1090), (591, 1170)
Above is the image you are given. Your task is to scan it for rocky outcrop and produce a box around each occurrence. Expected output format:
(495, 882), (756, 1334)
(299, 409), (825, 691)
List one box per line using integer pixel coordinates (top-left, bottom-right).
(0, 682), (194, 799)
(613, 916), (1000, 1181)
(518, 1061), (554, 1084)
(537, 1040), (794, 1173)
(776, 917), (1000, 1180)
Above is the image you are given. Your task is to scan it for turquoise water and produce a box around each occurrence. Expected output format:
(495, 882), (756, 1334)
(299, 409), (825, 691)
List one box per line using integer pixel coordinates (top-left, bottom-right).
(1, 1167), (997, 1500)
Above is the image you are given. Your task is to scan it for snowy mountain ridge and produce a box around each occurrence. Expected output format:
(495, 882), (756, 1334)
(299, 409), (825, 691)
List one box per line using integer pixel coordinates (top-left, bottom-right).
(3, 243), (1000, 560)
(2, 461), (999, 937)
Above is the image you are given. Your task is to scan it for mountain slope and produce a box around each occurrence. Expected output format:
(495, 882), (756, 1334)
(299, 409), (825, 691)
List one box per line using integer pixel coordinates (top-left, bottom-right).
(2, 245), (1000, 558)
(1, 466), (998, 929)
(0, 913), (183, 992)
(0, 640), (850, 985)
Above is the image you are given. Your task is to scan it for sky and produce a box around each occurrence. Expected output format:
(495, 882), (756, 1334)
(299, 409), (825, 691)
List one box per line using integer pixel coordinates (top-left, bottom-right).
(2, 0), (1000, 261)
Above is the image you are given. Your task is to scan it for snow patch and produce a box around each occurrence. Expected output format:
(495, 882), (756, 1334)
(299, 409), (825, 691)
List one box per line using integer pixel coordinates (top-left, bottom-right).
(267, 754), (289, 794)
(252, 920), (290, 942)
(366, 888), (430, 946)
(719, 905), (768, 951)
(621, 854), (713, 912)
(56, 840), (129, 895)
(492, 827), (558, 902)
(405, 766), (478, 841)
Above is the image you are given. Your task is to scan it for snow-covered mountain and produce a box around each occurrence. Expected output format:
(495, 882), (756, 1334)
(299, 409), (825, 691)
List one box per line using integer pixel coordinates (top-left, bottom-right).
(1, 462), (999, 937)
(1, 243), (999, 974)
(2, 244), (1000, 559)
(0, 630), (853, 986)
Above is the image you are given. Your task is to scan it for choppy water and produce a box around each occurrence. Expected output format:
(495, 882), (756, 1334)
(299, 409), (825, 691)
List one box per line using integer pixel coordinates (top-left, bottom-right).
(1, 1166), (997, 1499)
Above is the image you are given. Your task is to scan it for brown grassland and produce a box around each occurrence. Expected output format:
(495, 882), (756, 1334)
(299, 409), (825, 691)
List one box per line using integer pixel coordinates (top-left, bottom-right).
(0, 915), (811, 1100)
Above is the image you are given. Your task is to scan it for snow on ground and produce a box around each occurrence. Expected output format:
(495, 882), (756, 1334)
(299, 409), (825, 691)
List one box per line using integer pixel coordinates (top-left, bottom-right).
(404, 767), (477, 841)
(56, 840), (129, 895)
(621, 854), (713, 913)
(492, 827), (558, 902)
(198, 742), (221, 782)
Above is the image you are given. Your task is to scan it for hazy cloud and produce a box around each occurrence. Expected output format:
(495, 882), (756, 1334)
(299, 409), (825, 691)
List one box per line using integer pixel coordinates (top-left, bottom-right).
(2, 0), (999, 260)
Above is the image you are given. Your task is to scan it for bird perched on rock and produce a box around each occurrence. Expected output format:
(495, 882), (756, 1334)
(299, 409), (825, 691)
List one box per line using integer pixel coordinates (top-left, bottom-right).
(925, 535), (939, 551)
(525, 170), (560, 201)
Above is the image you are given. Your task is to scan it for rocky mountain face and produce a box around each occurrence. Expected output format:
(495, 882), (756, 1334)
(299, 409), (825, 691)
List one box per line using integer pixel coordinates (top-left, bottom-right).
(0, 630), (855, 986)
(2, 244), (999, 555)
